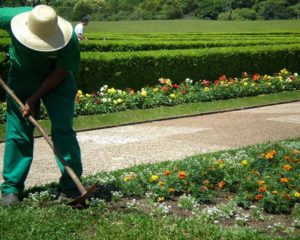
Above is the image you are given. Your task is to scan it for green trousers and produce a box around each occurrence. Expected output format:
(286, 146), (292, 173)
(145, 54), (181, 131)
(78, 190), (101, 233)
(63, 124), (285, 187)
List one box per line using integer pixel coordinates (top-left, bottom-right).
(1, 69), (82, 195)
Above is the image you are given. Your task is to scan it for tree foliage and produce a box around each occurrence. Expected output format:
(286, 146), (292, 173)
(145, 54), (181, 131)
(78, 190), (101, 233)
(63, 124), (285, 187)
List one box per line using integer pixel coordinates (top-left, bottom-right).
(0, 0), (299, 21)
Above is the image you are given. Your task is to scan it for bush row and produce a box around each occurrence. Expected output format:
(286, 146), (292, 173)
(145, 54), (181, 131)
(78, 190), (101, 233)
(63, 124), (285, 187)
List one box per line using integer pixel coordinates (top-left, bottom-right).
(76, 44), (300, 92)
(78, 39), (300, 52)
(2, 37), (300, 53)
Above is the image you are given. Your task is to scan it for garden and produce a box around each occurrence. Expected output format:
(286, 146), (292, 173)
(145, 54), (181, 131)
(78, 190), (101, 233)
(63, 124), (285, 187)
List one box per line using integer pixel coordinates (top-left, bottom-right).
(0, 26), (300, 239)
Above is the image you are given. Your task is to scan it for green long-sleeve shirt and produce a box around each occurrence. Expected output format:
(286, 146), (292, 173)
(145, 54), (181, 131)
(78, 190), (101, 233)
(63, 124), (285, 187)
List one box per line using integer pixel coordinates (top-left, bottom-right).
(0, 7), (80, 78)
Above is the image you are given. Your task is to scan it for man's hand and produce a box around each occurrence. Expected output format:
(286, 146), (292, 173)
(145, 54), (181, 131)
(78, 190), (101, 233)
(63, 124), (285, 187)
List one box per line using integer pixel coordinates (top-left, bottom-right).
(20, 98), (40, 118)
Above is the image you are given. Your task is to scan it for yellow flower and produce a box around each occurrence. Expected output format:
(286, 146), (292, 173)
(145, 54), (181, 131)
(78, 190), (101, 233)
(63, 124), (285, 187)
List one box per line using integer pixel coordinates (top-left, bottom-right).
(243, 82), (248, 86)
(107, 88), (116, 94)
(124, 176), (131, 182)
(165, 78), (172, 86)
(153, 88), (159, 92)
(278, 76), (283, 81)
(258, 180), (265, 185)
(116, 98), (123, 103)
(204, 87), (209, 92)
(280, 68), (288, 75)
(85, 93), (91, 98)
(240, 160), (249, 166)
(150, 175), (159, 182)
(170, 93), (176, 98)
(272, 190), (278, 195)
(77, 90), (83, 96)
(158, 197), (165, 202)
(140, 90), (147, 97)
(218, 163), (225, 169)
(294, 192), (300, 198)
(159, 181), (165, 186)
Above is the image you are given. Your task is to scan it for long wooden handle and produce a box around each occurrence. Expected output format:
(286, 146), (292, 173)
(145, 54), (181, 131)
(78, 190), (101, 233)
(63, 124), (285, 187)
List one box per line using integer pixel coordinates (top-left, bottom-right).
(0, 78), (87, 195)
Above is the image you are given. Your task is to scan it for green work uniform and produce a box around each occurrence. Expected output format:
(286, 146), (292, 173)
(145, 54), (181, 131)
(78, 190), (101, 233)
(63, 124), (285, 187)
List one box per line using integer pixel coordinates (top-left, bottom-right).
(0, 7), (82, 195)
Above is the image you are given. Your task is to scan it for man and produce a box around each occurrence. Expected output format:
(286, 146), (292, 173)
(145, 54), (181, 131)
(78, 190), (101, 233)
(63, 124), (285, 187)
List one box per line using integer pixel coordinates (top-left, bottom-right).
(74, 15), (89, 41)
(0, 5), (83, 206)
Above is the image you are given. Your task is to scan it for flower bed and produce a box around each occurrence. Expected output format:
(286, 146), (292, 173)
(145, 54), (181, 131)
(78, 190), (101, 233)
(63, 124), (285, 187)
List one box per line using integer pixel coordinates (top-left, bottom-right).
(83, 138), (300, 215)
(0, 68), (299, 124)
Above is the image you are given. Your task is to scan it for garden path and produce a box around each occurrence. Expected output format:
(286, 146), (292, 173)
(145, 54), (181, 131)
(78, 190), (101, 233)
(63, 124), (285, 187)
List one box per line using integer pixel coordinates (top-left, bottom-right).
(0, 101), (300, 188)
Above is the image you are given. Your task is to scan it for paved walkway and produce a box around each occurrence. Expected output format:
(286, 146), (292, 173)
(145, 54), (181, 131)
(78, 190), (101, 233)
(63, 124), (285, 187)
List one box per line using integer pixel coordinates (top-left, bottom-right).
(0, 102), (300, 188)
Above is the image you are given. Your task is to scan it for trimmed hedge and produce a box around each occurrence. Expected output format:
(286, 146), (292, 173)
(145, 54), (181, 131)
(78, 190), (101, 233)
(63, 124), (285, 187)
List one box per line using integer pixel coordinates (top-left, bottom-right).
(76, 44), (300, 92)
(79, 38), (300, 52)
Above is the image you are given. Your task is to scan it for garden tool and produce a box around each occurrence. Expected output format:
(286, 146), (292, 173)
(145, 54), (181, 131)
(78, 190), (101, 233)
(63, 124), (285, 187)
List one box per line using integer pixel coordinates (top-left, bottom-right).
(0, 78), (97, 205)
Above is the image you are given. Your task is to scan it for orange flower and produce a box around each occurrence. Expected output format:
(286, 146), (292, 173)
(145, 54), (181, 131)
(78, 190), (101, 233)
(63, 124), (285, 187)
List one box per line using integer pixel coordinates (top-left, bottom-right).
(282, 193), (291, 200)
(218, 181), (225, 189)
(255, 194), (263, 200)
(280, 177), (289, 183)
(178, 171), (187, 179)
(201, 186), (208, 192)
(163, 170), (171, 176)
(258, 180), (265, 185)
(272, 190), (278, 194)
(283, 164), (292, 171)
(259, 187), (266, 193)
(265, 150), (276, 159)
(168, 188), (175, 193)
(251, 170), (260, 176)
(292, 149), (299, 155)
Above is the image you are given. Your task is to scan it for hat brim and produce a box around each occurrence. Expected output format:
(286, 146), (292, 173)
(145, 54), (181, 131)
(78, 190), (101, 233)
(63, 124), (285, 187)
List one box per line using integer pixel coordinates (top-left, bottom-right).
(11, 12), (73, 52)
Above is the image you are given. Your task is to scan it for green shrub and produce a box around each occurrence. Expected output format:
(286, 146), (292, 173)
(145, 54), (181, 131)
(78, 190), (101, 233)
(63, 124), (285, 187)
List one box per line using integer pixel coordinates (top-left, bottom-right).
(77, 44), (300, 92)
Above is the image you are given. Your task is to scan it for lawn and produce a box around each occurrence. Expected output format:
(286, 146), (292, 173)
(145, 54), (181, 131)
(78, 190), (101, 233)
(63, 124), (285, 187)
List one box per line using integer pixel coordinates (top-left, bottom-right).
(83, 19), (300, 33)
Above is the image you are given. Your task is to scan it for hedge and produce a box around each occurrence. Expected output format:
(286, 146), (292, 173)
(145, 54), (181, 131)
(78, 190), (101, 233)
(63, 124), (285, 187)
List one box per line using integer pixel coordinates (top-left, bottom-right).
(79, 38), (300, 52)
(76, 44), (300, 92)
(2, 37), (300, 53)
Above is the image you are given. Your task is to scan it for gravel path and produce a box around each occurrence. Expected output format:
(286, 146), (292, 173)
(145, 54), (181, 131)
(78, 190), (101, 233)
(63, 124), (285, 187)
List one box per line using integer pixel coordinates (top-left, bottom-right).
(0, 102), (300, 189)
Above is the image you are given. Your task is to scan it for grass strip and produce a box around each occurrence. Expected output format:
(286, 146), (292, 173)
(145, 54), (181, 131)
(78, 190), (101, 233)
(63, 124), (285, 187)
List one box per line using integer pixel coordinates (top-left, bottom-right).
(0, 91), (299, 142)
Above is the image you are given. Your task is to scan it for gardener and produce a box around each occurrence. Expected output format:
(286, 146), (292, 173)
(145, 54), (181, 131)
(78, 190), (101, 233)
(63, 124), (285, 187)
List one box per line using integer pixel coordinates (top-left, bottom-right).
(0, 5), (83, 206)
(74, 15), (89, 41)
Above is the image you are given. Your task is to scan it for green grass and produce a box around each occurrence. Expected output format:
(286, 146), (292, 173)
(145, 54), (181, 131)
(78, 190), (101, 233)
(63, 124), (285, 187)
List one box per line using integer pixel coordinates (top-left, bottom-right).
(0, 208), (284, 240)
(0, 91), (299, 142)
(84, 20), (300, 33)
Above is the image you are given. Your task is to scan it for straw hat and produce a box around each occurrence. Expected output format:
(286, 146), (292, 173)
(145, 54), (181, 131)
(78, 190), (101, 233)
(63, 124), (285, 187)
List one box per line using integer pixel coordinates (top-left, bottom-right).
(11, 5), (73, 52)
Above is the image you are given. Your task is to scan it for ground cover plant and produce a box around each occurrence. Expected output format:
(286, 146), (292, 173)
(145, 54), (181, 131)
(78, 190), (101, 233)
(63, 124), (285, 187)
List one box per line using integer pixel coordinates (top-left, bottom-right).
(1, 138), (300, 239)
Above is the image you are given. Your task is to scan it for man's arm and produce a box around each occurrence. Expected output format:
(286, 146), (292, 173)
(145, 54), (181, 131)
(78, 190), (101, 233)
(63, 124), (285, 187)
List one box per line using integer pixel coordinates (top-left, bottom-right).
(21, 69), (68, 117)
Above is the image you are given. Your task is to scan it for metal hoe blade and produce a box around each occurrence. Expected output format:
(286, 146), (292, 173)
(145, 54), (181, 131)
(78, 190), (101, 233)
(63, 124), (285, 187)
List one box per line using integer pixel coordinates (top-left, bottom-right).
(69, 183), (97, 205)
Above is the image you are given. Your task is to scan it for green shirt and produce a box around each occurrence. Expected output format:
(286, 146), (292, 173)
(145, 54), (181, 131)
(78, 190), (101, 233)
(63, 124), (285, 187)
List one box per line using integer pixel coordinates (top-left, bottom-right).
(0, 7), (80, 78)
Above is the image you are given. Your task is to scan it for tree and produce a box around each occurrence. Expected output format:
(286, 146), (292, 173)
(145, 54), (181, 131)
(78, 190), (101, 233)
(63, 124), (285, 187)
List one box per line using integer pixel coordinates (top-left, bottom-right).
(255, 0), (295, 20)
(72, 0), (105, 20)
(289, 2), (300, 19)
(196, 0), (233, 20)
(219, 8), (258, 20)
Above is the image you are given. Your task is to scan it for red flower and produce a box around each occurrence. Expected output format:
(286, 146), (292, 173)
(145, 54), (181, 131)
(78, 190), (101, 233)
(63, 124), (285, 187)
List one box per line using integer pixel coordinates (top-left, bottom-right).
(162, 86), (168, 92)
(202, 80), (210, 86)
(172, 84), (179, 89)
(214, 80), (220, 85)
(252, 74), (260, 81)
(181, 89), (186, 94)
(219, 75), (226, 81)
(255, 194), (263, 200)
